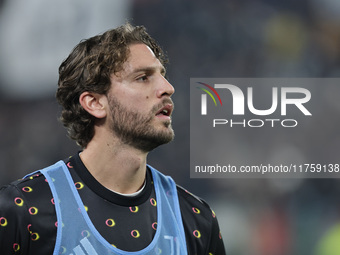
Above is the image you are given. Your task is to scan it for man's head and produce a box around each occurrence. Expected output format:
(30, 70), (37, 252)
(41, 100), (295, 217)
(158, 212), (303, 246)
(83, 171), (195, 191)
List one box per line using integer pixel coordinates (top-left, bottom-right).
(56, 23), (169, 149)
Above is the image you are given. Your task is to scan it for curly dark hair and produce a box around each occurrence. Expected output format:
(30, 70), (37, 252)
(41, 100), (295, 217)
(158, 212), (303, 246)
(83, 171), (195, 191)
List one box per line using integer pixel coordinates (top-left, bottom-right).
(56, 23), (167, 148)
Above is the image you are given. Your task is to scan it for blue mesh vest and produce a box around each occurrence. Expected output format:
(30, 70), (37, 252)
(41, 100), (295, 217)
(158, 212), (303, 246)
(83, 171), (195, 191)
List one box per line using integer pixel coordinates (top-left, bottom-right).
(35, 161), (188, 255)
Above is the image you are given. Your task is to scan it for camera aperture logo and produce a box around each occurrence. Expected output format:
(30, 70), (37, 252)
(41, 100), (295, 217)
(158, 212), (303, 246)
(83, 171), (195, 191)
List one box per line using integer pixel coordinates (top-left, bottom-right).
(196, 82), (312, 128)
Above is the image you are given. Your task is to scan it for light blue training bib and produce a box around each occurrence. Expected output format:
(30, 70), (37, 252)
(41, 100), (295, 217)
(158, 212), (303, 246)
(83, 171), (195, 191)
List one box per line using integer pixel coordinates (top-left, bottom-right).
(35, 161), (187, 255)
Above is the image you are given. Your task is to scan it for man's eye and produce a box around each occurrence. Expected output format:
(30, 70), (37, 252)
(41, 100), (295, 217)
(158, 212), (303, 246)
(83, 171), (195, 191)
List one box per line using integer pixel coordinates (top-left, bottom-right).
(137, 75), (148, 82)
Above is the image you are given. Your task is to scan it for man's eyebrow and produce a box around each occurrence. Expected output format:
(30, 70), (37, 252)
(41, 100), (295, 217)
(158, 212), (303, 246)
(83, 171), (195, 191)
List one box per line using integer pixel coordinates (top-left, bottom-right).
(132, 66), (166, 75)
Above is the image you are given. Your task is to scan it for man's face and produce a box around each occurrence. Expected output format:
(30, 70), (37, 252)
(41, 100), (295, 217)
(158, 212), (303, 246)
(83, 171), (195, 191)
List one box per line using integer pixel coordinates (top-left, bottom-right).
(107, 43), (175, 152)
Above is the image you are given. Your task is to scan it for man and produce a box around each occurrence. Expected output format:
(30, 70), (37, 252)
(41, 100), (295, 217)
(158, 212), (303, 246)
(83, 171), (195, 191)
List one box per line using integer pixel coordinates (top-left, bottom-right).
(0, 23), (225, 254)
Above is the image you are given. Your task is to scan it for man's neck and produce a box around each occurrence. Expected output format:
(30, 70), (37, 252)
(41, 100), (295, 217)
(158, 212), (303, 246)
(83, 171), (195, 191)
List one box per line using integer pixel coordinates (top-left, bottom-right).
(79, 137), (148, 195)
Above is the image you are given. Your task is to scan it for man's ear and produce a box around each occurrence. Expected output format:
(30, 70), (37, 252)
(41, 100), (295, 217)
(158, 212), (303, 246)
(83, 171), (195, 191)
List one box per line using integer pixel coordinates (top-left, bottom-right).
(79, 92), (107, 119)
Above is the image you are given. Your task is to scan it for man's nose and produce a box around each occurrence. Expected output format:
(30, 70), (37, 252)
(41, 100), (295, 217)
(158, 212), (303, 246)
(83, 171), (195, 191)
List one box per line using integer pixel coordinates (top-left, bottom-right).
(157, 75), (175, 98)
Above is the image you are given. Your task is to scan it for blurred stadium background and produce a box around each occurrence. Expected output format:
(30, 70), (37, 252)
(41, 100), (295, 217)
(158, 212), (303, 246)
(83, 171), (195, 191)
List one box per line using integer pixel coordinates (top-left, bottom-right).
(1, 0), (340, 254)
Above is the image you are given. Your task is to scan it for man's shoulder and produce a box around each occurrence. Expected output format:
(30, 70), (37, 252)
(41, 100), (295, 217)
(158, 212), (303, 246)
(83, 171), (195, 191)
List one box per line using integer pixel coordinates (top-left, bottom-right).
(0, 171), (52, 207)
(175, 184), (226, 254)
(0, 170), (58, 255)
(176, 185), (205, 205)
(4, 171), (47, 188)
(1, 157), (72, 199)
(176, 184), (216, 222)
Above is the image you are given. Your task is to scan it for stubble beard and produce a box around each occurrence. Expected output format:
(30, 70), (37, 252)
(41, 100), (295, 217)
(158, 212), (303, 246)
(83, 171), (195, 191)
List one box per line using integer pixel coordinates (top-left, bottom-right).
(108, 95), (175, 152)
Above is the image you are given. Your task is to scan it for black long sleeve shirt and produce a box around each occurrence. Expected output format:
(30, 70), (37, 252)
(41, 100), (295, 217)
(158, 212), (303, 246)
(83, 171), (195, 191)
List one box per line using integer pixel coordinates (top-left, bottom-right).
(0, 154), (225, 254)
